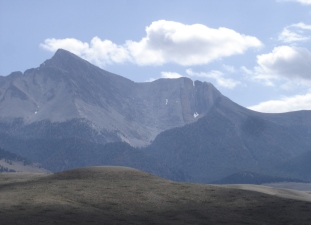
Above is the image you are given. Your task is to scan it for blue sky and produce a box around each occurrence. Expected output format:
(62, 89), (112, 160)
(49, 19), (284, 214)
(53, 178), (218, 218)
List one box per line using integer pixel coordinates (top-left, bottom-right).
(1, 0), (311, 112)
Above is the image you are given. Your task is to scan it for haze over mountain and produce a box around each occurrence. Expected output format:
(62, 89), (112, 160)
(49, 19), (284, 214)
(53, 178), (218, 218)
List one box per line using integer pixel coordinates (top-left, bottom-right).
(0, 49), (310, 183)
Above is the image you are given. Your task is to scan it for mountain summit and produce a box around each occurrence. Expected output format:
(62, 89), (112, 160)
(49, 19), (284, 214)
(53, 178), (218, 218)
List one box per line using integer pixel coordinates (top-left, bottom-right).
(0, 49), (221, 146)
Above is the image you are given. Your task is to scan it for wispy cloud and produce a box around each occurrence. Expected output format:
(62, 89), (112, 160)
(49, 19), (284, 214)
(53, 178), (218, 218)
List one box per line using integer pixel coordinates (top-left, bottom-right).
(278, 22), (311, 43)
(186, 69), (241, 89)
(248, 92), (311, 113)
(40, 20), (262, 67)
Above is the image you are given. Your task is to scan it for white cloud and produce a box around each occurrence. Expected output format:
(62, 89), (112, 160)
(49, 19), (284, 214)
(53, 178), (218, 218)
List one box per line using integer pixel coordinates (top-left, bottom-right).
(254, 46), (311, 85)
(161, 72), (183, 79)
(248, 92), (311, 113)
(126, 20), (262, 66)
(41, 20), (262, 67)
(186, 69), (241, 89)
(279, 0), (311, 5)
(40, 37), (131, 67)
(279, 22), (311, 43)
(40, 38), (89, 53)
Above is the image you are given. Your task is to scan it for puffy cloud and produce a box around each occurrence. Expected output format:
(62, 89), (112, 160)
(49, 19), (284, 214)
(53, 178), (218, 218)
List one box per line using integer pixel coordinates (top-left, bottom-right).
(186, 69), (241, 89)
(254, 46), (311, 84)
(248, 92), (311, 113)
(126, 20), (262, 66)
(161, 72), (183, 79)
(278, 22), (311, 43)
(41, 20), (262, 67)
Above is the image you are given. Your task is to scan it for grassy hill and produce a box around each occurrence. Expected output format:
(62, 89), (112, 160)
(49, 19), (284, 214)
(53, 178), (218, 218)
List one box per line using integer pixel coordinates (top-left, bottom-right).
(0, 166), (310, 225)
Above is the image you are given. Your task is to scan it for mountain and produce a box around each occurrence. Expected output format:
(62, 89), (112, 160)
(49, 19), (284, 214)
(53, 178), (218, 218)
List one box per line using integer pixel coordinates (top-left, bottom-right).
(0, 49), (220, 147)
(1, 166), (310, 225)
(0, 49), (310, 183)
(276, 150), (311, 181)
(145, 96), (311, 182)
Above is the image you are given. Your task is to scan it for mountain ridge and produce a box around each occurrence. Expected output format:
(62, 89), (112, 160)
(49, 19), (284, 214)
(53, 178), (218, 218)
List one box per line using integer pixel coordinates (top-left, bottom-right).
(0, 49), (220, 146)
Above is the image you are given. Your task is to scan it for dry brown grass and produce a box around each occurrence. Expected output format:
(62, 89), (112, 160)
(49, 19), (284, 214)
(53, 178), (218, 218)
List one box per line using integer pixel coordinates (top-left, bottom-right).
(0, 166), (310, 224)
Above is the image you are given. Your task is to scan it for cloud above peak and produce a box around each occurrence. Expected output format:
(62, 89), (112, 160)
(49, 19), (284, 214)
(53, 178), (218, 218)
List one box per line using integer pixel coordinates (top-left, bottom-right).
(40, 37), (131, 67)
(126, 20), (263, 66)
(40, 20), (262, 67)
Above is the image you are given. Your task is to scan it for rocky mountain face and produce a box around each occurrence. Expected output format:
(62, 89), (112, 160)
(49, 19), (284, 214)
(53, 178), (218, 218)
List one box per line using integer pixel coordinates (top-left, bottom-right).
(0, 49), (310, 183)
(0, 49), (220, 146)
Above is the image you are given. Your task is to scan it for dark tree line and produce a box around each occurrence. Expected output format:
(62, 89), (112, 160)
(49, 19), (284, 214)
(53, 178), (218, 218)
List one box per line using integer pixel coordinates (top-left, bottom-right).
(0, 147), (32, 167)
(0, 165), (16, 172)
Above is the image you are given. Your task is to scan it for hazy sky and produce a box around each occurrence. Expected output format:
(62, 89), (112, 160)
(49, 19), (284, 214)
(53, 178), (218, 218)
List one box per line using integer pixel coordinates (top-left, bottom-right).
(1, 0), (311, 112)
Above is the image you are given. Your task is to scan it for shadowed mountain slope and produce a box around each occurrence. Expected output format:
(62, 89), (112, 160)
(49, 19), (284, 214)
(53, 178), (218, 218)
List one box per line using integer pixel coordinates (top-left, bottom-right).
(145, 96), (311, 182)
(276, 150), (311, 181)
(0, 136), (186, 181)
